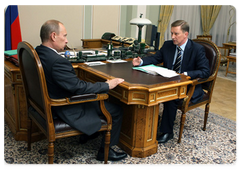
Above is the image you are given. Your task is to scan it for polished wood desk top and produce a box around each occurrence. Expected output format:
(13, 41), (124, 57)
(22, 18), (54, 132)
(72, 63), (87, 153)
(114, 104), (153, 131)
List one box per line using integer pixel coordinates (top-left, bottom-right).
(78, 61), (192, 106)
(79, 61), (190, 86)
(223, 42), (236, 47)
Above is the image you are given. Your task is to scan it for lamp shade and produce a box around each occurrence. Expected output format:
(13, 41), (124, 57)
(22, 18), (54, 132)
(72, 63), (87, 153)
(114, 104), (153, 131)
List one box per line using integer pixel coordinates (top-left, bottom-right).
(130, 17), (152, 26)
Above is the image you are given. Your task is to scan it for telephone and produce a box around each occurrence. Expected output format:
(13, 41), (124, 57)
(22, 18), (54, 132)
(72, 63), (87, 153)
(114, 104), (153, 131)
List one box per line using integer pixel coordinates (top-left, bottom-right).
(101, 32), (116, 40)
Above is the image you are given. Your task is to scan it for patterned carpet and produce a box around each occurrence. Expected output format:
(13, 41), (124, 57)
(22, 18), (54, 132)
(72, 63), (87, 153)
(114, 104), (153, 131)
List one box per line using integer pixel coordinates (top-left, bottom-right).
(4, 107), (236, 164)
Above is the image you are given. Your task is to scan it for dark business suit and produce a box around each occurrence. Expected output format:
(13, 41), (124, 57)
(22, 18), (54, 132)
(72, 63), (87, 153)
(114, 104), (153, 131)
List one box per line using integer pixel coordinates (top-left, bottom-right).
(35, 45), (122, 147)
(142, 39), (210, 133)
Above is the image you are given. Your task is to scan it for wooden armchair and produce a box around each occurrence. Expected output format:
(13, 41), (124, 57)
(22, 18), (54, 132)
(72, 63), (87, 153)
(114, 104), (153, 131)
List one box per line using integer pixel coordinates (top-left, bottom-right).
(197, 35), (212, 41)
(218, 46), (229, 65)
(177, 39), (221, 143)
(17, 41), (112, 164)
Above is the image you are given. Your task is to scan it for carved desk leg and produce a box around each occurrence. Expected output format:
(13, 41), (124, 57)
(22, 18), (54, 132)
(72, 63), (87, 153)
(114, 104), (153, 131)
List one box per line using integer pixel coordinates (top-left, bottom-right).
(117, 101), (159, 158)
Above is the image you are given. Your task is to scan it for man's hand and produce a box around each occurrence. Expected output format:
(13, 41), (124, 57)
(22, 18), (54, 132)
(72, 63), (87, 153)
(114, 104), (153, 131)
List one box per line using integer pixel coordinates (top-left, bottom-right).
(106, 78), (124, 90)
(132, 57), (142, 66)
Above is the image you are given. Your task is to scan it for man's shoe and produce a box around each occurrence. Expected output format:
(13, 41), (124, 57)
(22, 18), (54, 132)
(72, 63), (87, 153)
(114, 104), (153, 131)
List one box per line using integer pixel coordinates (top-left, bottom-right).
(96, 148), (127, 161)
(157, 133), (173, 143)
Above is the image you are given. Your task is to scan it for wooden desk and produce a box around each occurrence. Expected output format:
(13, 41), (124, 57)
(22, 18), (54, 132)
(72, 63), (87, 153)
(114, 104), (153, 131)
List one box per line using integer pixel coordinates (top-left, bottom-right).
(77, 61), (192, 158)
(81, 39), (131, 48)
(225, 55), (236, 76)
(223, 42), (236, 55)
(4, 59), (192, 157)
(4, 60), (45, 142)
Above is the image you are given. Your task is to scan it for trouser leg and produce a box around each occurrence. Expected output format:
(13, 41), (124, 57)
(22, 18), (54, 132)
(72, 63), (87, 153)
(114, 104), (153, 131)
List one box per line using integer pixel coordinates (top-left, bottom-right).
(159, 99), (179, 133)
(98, 101), (123, 148)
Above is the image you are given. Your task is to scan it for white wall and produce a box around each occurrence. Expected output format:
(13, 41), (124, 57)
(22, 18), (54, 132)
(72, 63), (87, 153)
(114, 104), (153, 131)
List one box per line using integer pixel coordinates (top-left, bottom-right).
(18, 5), (121, 49)
(18, 5), (84, 49)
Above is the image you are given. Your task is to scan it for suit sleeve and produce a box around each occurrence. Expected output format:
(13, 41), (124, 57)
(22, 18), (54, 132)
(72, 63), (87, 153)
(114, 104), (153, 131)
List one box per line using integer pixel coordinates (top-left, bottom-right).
(51, 57), (109, 95)
(142, 49), (163, 66)
(187, 45), (210, 80)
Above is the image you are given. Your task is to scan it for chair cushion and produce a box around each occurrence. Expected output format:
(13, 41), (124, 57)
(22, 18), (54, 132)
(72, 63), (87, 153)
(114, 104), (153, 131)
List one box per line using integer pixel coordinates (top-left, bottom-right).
(54, 116), (107, 134)
(178, 93), (209, 109)
(188, 93), (209, 107)
(28, 106), (107, 134)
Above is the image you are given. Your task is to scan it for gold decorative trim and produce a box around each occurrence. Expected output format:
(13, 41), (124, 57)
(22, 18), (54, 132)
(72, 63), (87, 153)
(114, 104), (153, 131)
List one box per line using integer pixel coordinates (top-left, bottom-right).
(123, 90), (128, 100)
(16, 85), (27, 131)
(156, 88), (178, 100)
(137, 105), (145, 109)
(150, 93), (156, 102)
(132, 92), (146, 102)
(181, 86), (186, 95)
(16, 73), (22, 81)
(147, 106), (155, 142)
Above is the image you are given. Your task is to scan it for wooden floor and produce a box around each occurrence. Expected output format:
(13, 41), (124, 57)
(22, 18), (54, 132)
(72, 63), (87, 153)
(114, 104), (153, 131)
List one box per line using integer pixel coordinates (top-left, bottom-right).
(200, 76), (236, 121)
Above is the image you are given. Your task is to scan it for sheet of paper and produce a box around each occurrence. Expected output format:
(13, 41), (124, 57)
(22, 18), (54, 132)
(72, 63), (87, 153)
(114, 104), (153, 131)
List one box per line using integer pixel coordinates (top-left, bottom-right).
(107, 60), (127, 63)
(84, 61), (106, 66)
(133, 65), (178, 78)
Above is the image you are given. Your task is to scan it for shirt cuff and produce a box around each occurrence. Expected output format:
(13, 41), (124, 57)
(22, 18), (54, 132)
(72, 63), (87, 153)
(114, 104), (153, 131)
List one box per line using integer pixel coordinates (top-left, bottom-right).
(183, 72), (188, 76)
(139, 59), (143, 66)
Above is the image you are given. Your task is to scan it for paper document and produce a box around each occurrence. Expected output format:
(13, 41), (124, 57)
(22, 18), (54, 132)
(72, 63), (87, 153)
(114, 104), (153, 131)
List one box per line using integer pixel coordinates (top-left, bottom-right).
(133, 64), (178, 78)
(107, 60), (127, 63)
(85, 61), (106, 66)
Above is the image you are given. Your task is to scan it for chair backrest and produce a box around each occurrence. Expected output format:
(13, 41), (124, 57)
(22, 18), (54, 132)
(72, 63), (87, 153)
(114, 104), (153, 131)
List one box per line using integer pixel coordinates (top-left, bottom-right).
(192, 39), (221, 91)
(18, 41), (50, 119)
(196, 35), (212, 41)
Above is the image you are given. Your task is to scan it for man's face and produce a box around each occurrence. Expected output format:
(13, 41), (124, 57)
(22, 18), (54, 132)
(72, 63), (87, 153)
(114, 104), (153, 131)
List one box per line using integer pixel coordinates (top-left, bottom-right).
(171, 26), (188, 47)
(52, 23), (68, 52)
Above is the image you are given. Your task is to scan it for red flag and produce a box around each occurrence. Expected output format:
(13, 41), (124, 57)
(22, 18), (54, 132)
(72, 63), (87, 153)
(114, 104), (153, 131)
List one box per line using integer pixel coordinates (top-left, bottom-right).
(5, 5), (22, 50)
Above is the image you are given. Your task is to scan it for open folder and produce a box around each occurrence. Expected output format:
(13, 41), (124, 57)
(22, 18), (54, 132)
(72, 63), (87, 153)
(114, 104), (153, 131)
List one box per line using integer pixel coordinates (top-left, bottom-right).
(133, 64), (179, 78)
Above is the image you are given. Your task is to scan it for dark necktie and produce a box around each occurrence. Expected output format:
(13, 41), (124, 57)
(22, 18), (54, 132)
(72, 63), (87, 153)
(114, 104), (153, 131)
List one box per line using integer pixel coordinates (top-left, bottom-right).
(173, 46), (182, 73)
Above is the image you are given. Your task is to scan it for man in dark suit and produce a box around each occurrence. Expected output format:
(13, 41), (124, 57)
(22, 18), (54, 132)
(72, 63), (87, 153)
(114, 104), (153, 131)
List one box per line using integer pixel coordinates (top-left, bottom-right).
(133, 20), (210, 143)
(35, 20), (127, 161)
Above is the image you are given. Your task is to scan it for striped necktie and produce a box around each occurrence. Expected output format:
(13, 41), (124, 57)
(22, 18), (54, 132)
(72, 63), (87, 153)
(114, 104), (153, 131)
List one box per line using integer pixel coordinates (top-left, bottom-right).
(173, 46), (182, 73)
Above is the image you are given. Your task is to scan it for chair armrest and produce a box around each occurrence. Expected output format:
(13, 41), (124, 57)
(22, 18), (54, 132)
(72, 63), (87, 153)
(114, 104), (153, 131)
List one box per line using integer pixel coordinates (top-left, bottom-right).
(180, 75), (215, 112)
(50, 93), (109, 106)
(193, 75), (215, 85)
(50, 93), (111, 128)
(69, 93), (98, 102)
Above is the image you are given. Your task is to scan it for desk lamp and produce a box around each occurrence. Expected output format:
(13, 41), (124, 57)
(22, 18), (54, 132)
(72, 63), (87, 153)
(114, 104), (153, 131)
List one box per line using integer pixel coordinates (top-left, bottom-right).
(130, 14), (152, 43)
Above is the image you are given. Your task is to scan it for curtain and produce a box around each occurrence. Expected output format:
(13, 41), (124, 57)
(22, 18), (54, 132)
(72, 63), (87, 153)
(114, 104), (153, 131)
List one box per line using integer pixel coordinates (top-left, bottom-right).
(210, 6), (236, 45)
(157, 5), (174, 48)
(201, 5), (222, 35)
(163, 5), (236, 46)
(164, 6), (201, 42)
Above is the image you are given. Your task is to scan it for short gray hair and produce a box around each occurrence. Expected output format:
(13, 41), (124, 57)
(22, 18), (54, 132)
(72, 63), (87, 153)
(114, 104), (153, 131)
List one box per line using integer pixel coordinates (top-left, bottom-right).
(171, 20), (189, 33)
(40, 20), (63, 43)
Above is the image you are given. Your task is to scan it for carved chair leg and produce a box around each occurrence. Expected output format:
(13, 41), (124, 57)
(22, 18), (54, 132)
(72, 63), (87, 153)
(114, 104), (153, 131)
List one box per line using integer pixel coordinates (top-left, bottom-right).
(203, 103), (210, 131)
(27, 118), (32, 151)
(48, 142), (54, 164)
(104, 131), (111, 164)
(178, 113), (186, 143)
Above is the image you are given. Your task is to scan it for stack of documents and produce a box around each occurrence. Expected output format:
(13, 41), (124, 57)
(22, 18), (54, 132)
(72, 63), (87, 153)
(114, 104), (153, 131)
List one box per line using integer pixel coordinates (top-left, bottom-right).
(84, 61), (106, 66)
(107, 60), (127, 63)
(133, 64), (178, 78)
